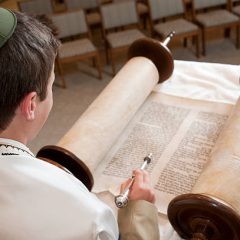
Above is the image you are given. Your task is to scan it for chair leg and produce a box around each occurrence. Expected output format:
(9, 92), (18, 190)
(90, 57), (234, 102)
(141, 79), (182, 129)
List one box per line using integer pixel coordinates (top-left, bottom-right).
(202, 29), (206, 56)
(224, 27), (231, 38)
(105, 42), (110, 64)
(195, 33), (200, 58)
(141, 13), (148, 30)
(92, 58), (96, 67)
(110, 50), (116, 76)
(96, 53), (102, 80)
(55, 60), (66, 88)
(100, 26), (105, 40)
(236, 25), (240, 49)
(183, 37), (187, 48)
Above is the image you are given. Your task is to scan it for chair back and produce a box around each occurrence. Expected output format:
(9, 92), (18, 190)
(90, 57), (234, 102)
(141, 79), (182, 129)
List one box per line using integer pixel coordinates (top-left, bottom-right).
(100, 0), (139, 29)
(64, 0), (98, 10)
(194, 0), (227, 10)
(51, 10), (88, 39)
(148, 0), (184, 20)
(18, 0), (53, 14)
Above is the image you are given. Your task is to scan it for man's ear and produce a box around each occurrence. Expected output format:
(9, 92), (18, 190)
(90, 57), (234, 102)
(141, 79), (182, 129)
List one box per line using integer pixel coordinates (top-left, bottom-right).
(19, 92), (38, 121)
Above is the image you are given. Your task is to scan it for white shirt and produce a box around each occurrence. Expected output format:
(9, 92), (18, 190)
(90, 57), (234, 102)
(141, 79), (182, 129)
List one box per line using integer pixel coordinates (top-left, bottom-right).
(0, 138), (119, 240)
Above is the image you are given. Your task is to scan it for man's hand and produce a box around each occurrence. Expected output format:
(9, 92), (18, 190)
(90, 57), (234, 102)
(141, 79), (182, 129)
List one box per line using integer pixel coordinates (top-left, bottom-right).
(120, 169), (155, 203)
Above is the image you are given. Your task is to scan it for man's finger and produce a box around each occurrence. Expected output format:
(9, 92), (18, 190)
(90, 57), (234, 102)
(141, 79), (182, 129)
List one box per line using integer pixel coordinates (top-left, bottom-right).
(120, 178), (132, 193)
(141, 169), (150, 184)
(132, 169), (144, 186)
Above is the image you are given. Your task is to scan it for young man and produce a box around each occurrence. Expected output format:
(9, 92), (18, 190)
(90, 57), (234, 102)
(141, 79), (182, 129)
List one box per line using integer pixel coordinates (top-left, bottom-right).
(0, 8), (159, 240)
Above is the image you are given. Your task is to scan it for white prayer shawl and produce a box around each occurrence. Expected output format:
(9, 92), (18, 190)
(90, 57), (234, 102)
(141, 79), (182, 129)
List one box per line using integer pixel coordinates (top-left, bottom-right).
(0, 138), (119, 240)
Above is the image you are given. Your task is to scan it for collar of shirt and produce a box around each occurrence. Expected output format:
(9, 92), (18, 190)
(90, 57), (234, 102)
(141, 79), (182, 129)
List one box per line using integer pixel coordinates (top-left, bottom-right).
(0, 138), (34, 157)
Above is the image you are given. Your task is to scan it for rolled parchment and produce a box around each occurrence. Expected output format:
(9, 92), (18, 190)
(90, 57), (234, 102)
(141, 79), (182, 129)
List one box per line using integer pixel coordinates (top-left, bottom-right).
(168, 97), (240, 239)
(192, 97), (240, 208)
(58, 57), (159, 173)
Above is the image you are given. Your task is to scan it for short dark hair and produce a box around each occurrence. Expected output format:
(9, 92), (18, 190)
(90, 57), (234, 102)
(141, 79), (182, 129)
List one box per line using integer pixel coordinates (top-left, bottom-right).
(0, 11), (60, 131)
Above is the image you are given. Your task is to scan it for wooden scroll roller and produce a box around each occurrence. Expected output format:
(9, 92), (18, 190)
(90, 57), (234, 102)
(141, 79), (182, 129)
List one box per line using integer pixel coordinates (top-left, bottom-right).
(37, 32), (175, 192)
(167, 98), (240, 239)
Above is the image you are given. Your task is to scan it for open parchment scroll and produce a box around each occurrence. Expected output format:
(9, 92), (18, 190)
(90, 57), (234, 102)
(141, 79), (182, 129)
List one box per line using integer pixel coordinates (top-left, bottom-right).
(57, 56), (237, 214)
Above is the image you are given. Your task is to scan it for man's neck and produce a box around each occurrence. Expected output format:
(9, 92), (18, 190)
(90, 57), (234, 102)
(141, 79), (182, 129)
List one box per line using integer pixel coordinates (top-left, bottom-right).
(0, 131), (27, 145)
(0, 118), (29, 145)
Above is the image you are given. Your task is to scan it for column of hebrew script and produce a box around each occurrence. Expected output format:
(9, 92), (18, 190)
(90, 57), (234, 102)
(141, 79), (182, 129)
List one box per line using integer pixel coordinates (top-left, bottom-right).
(102, 102), (190, 178)
(156, 112), (228, 195)
(93, 93), (232, 214)
(154, 111), (229, 213)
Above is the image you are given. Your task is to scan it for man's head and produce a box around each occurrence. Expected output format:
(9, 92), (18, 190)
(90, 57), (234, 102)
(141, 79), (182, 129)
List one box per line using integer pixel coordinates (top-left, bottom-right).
(0, 8), (60, 141)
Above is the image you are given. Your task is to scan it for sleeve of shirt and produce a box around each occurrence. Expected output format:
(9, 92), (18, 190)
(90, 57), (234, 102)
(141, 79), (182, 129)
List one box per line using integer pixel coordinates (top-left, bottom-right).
(118, 200), (160, 240)
(95, 201), (119, 240)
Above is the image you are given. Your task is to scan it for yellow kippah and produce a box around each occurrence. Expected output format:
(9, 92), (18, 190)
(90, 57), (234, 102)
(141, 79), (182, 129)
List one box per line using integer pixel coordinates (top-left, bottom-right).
(0, 7), (17, 48)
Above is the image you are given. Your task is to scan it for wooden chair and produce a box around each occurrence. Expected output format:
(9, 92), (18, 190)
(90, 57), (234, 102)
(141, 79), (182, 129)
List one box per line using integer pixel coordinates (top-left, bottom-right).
(137, 0), (149, 18)
(112, 0), (150, 28)
(147, 0), (201, 57)
(51, 9), (102, 88)
(192, 0), (240, 56)
(229, 0), (240, 16)
(17, 0), (54, 14)
(64, 0), (102, 28)
(100, 0), (147, 75)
